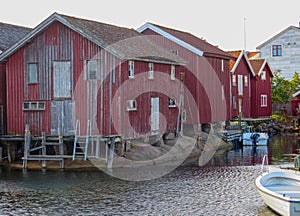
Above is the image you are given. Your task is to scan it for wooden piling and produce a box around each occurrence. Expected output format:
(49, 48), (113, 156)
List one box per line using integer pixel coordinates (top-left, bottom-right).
(23, 124), (30, 169)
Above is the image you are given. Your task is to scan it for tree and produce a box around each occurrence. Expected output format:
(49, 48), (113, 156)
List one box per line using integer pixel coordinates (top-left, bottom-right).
(271, 70), (300, 105)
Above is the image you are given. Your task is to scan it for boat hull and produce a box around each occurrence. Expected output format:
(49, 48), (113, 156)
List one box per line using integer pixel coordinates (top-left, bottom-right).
(243, 133), (269, 145)
(255, 171), (300, 216)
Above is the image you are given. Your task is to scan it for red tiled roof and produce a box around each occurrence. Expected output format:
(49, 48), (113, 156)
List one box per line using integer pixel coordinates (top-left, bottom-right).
(249, 59), (265, 75)
(227, 50), (242, 71)
(248, 51), (260, 59)
(151, 23), (233, 59)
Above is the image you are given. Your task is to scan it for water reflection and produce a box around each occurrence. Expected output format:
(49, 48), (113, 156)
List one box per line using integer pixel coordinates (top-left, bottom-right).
(0, 134), (299, 215)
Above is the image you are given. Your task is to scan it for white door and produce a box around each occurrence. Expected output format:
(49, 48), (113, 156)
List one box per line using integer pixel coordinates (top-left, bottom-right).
(151, 97), (159, 133)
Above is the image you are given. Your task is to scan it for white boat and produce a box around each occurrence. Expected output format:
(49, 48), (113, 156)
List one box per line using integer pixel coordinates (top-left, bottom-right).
(242, 132), (269, 145)
(255, 155), (300, 215)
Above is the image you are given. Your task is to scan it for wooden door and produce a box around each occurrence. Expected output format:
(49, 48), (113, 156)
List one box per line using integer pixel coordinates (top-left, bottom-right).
(51, 100), (75, 135)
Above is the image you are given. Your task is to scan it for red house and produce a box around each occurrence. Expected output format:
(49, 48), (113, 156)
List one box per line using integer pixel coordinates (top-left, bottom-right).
(137, 23), (233, 124)
(0, 22), (31, 134)
(0, 13), (185, 137)
(249, 57), (273, 117)
(290, 91), (300, 116)
(227, 50), (255, 118)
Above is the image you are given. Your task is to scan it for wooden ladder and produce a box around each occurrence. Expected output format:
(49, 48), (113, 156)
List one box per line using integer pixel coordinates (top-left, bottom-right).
(72, 120), (91, 160)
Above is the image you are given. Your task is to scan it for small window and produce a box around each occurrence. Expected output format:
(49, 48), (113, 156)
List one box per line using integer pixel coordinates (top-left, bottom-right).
(244, 76), (248, 87)
(148, 63), (154, 79)
(169, 97), (176, 108)
(171, 50), (178, 55)
(128, 60), (134, 78)
(28, 63), (38, 83)
(171, 65), (176, 80)
(272, 45), (282, 57)
(87, 60), (98, 80)
(233, 96), (237, 109)
(261, 71), (266, 80)
(23, 101), (45, 111)
(232, 74), (236, 86)
(221, 59), (224, 72)
(127, 99), (137, 111)
(261, 95), (267, 107)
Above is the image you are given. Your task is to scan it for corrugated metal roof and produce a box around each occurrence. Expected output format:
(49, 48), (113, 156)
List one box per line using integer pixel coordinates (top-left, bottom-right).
(149, 23), (233, 59)
(0, 22), (31, 51)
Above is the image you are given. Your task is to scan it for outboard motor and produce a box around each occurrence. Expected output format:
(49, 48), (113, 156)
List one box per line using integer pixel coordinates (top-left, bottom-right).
(250, 133), (260, 146)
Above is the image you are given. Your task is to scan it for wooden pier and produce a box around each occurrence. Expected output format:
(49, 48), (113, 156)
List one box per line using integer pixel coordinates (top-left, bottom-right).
(0, 123), (124, 169)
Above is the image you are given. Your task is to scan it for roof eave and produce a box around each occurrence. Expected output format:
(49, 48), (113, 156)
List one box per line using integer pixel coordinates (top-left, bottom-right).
(137, 22), (204, 57)
(0, 12), (126, 62)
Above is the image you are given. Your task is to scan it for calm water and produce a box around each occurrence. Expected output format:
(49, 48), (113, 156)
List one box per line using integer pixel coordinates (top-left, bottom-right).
(1, 134), (300, 216)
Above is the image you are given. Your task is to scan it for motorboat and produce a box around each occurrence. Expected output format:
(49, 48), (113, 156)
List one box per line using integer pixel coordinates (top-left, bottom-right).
(242, 132), (269, 145)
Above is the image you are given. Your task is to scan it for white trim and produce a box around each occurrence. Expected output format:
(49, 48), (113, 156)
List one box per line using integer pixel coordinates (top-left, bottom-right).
(137, 23), (204, 57)
(231, 50), (256, 76)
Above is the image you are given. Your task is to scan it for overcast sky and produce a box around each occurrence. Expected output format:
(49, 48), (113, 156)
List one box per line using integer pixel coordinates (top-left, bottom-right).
(1, 0), (299, 51)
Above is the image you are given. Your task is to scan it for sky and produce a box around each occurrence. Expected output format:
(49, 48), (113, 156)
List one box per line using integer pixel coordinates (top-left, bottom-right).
(1, 0), (300, 51)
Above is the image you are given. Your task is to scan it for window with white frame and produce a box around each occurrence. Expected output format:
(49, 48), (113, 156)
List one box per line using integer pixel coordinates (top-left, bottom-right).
(87, 59), (98, 80)
(23, 101), (45, 111)
(169, 97), (176, 108)
(148, 62), (154, 79)
(28, 63), (38, 83)
(244, 76), (248, 87)
(261, 71), (266, 80)
(238, 75), (243, 96)
(232, 74), (236, 86)
(221, 59), (224, 72)
(171, 65), (175, 80)
(261, 95), (267, 107)
(128, 60), (134, 78)
(127, 99), (137, 111)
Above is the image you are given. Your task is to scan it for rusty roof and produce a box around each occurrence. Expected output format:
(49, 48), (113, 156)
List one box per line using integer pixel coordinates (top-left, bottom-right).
(249, 59), (265, 76)
(0, 22), (31, 51)
(148, 23), (233, 59)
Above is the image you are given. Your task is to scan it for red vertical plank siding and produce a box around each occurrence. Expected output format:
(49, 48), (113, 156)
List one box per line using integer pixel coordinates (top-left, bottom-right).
(0, 63), (6, 134)
(251, 65), (272, 117)
(5, 21), (181, 136)
(142, 29), (231, 123)
(6, 48), (25, 134)
(230, 57), (252, 118)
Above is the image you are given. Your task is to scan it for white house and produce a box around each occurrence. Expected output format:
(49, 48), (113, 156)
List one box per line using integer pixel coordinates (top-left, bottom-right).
(257, 25), (300, 80)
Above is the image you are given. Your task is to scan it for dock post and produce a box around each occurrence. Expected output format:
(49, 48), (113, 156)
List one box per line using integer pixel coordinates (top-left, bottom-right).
(41, 132), (46, 168)
(0, 145), (2, 162)
(23, 124), (30, 169)
(58, 128), (64, 169)
(107, 137), (115, 169)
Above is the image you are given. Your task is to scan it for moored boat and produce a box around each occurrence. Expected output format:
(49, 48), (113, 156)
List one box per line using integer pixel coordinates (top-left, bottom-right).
(255, 155), (300, 215)
(242, 132), (269, 145)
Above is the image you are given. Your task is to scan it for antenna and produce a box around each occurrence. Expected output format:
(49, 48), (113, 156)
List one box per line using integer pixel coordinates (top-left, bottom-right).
(244, 18), (247, 51)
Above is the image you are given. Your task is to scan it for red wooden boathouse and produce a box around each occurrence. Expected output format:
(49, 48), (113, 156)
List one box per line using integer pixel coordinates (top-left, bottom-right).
(137, 23), (233, 124)
(0, 13), (185, 137)
(0, 22), (31, 135)
(227, 50), (255, 119)
(249, 57), (273, 117)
